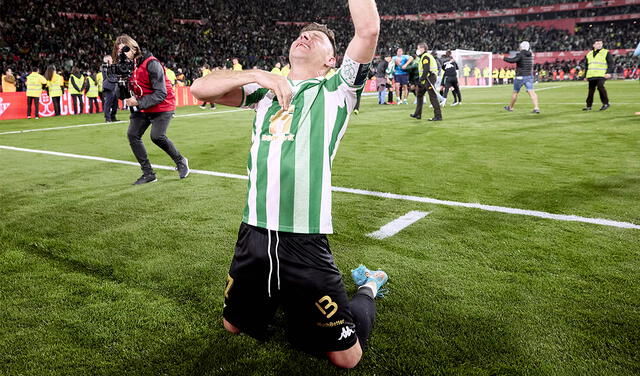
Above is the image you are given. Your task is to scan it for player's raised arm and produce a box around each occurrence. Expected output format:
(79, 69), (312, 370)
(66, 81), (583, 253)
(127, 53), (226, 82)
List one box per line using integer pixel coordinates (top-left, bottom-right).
(344, 0), (380, 64)
(191, 70), (292, 109)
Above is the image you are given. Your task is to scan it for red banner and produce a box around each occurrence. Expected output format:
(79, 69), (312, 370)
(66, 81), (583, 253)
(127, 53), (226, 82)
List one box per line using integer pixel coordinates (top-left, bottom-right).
(0, 86), (202, 121)
(505, 19), (577, 33)
(492, 48), (635, 69)
(377, 0), (640, 21)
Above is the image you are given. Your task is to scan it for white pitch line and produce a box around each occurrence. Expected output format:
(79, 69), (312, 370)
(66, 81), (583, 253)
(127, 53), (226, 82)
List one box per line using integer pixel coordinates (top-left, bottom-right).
(0, 108), (249, 136)
(1, 145), (639, 230)
(367, 211), (430, 239)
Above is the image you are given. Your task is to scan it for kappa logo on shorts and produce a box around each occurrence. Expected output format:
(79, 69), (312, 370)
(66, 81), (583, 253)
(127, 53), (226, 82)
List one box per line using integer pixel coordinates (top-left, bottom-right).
(338, 326), (355, 341)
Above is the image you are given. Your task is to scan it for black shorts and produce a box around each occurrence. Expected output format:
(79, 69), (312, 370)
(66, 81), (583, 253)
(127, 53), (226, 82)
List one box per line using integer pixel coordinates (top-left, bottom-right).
(223, 222), (358, 352)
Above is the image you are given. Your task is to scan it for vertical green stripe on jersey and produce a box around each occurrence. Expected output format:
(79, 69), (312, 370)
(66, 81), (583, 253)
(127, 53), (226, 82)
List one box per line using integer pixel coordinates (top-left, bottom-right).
(329, 104), (348, 162)
(243, 117), (258, 221)
(255, 100), (281, 226)
(308, 88), (325, 232)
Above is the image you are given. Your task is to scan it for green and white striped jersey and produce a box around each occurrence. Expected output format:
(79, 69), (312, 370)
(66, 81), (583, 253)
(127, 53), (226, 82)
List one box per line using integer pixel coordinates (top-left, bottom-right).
(240, 55), (368, 234)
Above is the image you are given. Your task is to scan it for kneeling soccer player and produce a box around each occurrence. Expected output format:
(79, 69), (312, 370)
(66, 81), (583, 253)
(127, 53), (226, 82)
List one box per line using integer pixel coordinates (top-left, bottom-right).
(191, 0), (387, 369)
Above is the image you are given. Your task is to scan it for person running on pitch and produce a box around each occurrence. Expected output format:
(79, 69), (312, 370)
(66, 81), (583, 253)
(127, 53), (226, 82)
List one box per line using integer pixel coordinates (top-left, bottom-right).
(503, 41), (540, 114)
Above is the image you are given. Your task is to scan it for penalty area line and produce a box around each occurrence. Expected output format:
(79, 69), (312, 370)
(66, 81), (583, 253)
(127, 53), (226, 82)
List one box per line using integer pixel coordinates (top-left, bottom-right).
(1, 145), (639, 231)
(367, 211), (431, 239)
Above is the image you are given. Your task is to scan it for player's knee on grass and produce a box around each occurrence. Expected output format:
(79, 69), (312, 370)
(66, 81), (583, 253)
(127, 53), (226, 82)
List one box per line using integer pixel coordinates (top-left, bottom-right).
(223, 318), (241, 335)
(327, 341), (363, 369)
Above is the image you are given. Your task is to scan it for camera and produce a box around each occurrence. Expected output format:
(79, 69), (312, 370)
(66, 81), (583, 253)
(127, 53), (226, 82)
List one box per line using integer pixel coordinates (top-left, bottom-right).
(102, 46), (135, 101)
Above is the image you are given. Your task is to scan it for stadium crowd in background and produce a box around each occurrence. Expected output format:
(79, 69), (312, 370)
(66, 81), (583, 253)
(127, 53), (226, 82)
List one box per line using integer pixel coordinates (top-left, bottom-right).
(1, 0), (640, 94)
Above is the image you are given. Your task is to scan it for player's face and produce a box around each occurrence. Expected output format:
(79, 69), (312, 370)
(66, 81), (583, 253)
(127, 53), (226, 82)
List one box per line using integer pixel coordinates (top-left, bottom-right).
(397, 48), (403, 56)
(289, 30), (335, 69)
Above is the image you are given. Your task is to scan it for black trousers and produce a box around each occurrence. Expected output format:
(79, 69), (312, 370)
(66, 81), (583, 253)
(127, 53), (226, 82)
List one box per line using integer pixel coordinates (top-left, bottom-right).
(71, 94), (83, 114)
(103, 89), (119, 121)
(586, 78), (609, 107)
(413, 74), (441, 119)
(443, 76), (461, 103)
(88, 97), (99, 113)
(51, 96), (61, 116)
(27, 96), (39, 117)
(127, 111), (182, 175)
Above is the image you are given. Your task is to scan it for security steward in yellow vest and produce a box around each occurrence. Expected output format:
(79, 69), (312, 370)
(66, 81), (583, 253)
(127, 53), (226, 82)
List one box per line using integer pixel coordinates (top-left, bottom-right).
(410, 43), (442, 121)
(96, 70), (104, 104)
(45, 66), (64, 116)
(26, 67), (47, 119)
(583, 40), (613, 111)
(86, 73), (100, 114)
(463, 64), (471, 85)
(69, 67), (86, 114)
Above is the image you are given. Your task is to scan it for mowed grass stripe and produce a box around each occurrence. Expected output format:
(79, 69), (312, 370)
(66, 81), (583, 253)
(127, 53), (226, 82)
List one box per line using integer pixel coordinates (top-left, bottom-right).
(1, 144), (638, 230)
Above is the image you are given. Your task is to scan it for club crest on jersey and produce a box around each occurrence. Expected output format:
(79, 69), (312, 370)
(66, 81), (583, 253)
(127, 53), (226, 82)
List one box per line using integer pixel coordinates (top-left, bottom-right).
(262, 105), (295, 142)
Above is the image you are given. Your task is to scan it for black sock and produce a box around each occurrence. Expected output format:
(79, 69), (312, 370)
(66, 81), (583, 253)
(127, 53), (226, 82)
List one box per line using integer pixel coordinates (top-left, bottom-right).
(348, 287), (376, 349)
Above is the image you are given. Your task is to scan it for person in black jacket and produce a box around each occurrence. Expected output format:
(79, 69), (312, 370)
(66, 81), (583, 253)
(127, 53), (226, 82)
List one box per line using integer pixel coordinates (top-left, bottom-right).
(503, 41), (540, 114)
(101, 55), (120, 122)
(441, 51), (461, 106)
(410, 42), (441, 121)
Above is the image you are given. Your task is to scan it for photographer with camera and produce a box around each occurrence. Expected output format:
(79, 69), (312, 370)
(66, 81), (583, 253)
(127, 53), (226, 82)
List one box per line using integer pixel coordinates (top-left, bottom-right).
(101, 55), (120, 122)
(112, 34), (189, 185)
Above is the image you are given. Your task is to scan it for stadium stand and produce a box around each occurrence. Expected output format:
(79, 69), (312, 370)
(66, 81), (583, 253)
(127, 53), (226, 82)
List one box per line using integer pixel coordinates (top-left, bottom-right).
(1, 0), (638, 89)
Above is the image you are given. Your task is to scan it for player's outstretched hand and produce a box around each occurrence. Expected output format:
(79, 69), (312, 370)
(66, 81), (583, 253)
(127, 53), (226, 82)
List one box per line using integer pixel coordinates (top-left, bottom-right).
(255, 71), (292, 109)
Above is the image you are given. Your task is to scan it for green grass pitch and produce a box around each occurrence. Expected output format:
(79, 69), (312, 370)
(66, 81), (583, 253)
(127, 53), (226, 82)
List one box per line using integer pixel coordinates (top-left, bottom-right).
(0, 81), (638, 375)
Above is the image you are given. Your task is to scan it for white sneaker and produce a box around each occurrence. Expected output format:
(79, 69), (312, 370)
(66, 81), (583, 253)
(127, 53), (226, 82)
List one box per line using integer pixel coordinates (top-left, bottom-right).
(451, 102), (459, 107)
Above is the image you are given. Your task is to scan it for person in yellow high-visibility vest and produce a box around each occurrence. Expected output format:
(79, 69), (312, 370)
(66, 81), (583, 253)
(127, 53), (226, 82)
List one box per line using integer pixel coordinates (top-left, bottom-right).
(463, 64), (471, 85)
(86, 71), (100, 114)
(483, 66), (491, 86)
(232, 58), (243, 71)
(199, 64), (215, 109)
(44, 65), (64, 116)
(69, 66), (86, 114)
(281, 63), (290, 77)
(582, 39), (612, 111)
(165, 67), (177, 88)
(2, 68), (17, 92)
(410, 42), (442, 121)
(270, 62), (282, 75)
(473, 66), (481, 86)
(96, 68), (104, 106)
(492, 68), (499, 85)
(26, 67), (47, 119)
(498, 68), (506, 84)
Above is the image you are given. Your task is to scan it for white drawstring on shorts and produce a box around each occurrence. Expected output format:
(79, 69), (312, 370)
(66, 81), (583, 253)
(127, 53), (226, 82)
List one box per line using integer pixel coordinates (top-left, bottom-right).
(266, 229), (282, 297)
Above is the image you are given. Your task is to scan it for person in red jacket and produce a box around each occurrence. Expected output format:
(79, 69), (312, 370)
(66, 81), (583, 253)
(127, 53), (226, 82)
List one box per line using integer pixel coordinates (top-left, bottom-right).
(114, 34), (189, 185)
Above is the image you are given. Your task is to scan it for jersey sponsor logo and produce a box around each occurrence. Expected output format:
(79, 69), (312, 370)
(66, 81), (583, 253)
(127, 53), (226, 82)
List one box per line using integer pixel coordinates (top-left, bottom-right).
(262, 105), (295, 142)
(0, 98), (10, 117)
(338, 326), (355, 341)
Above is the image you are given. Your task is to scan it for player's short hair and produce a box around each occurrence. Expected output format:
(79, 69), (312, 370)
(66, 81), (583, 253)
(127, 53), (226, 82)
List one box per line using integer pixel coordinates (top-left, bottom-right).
(300, 23), (336, 56)
(418, 43), (428, 50)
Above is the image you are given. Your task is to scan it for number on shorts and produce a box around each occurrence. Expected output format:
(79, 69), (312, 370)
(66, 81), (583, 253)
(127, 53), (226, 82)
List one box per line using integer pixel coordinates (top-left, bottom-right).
(315, 295), (338, 319)
(224, 274), (234, 299)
